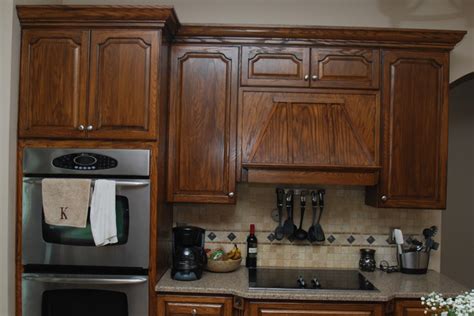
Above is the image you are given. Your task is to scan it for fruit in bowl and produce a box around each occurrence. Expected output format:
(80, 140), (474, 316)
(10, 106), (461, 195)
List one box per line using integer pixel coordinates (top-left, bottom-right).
(206, 244), (242, 273)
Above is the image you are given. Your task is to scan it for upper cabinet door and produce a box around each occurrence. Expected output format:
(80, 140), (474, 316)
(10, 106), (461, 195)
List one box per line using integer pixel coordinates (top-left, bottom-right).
(87, 30), (159, 140)
(168, 45), (239, 203)
(311, 48), (380, 89)
(18, 29), (89, 138)
(241, 46), (310, 87)
(371, 50), (449, 209)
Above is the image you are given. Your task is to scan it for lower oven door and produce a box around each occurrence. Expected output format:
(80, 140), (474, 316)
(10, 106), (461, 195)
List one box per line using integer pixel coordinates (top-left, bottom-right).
(22, 178), (150, 268)
(22, 273), (148, 316)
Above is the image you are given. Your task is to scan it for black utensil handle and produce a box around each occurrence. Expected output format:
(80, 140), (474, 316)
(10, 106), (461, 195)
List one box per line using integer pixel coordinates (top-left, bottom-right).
(276, 188), (284, 207)
(299, 206), (305, 228)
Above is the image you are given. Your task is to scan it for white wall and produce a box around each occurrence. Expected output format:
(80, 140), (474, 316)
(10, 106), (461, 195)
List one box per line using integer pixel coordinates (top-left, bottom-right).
(1, 1), (473, 314)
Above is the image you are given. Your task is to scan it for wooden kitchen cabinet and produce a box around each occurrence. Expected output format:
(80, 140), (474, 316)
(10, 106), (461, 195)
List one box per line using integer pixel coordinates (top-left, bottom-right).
(248, 302), (384, 316)
(167, 45), (239, 203)
(157, 295), (233, 316)
(366, 50), (449, 209)
(18, 28), (160, 140)
(18, 29), (89, 139)
(87, 30), (159, 139)
(241, 46), (379, 89)
(239, 88), (380, 185)
(394, 300), (425, 316)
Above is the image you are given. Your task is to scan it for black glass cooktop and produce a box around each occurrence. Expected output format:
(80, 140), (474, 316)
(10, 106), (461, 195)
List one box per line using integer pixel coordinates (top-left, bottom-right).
(248, 268), (377, 291)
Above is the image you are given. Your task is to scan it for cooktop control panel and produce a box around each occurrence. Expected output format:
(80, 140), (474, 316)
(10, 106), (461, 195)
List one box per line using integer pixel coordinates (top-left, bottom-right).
(52, 153), (118, 170)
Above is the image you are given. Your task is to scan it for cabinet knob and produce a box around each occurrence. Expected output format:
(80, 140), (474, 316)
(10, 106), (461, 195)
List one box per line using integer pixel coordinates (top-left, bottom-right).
(191, 309), (197, 315)
(78, 125), (85, 131)
(86, 125), (94, 131)
(381, 195), (388, 202)
(304, 75), (309, 81)
(228, 192), (235, 198)
(312, 75), (318, 80)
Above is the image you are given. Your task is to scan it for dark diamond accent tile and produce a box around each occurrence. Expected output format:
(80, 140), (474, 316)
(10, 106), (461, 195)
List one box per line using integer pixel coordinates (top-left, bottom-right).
(207, 232), (216, 241)
(327, 235), (336, 243)
(227, 232), (236, 241)
(347, 235), (355, 244)
(367, 236), (376, 244)
(288, 235), (295, 243)
(267, 233), (275, 242)
(386, 237), (391, 245)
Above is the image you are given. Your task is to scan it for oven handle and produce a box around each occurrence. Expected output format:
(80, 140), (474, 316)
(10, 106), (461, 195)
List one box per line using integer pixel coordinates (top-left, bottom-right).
(23, 273), (147, 285)
(23, 179), (149, 187)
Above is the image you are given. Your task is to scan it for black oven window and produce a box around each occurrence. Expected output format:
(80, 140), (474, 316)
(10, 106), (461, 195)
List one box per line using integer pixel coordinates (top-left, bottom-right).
(42, 195), (129, 246)
(42, 289), (128, 316)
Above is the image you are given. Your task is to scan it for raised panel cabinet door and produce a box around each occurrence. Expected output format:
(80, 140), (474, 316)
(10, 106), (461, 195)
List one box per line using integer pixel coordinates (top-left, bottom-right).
(241, 46), (311, 87)
(157, 296), (233, 316)
(375, 50), (449, 209)
(167, 45), (238, 203)
(248, 302), (383, 316)
(88, 30), (159, 140)
(311, 48), (380, 89)
(395, 300), (425, 316)
(18, 29), (89, 138)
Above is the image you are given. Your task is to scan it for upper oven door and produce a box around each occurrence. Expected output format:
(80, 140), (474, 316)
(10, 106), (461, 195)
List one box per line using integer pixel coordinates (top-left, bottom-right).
(22, 178), (150, 268)
(22, 273), (148, 316)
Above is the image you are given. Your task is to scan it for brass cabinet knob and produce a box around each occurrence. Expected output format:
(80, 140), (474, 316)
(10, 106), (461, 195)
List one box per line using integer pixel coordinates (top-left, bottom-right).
(304, 75), (309, 81)
(86, 125), (94, 131)
(78, 125), (85, 131)
(312, 75), (318, 80)
(228, 192), (235, 198)
(381, 195), (388, 201)
(191, 309), (197, 315)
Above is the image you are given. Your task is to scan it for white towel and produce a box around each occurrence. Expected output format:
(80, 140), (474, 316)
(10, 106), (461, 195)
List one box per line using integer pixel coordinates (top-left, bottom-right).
(90, 180), (117, 246)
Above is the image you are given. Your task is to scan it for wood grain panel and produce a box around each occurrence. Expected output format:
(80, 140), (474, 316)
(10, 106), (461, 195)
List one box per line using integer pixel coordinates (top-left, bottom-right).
(369, 50), (449, 208)
(394, 300), (425, 316)
(249, 302), (384, 316)
(311, 48), (379, 89)
(157, 295), (233, 316)
(167, 45), (238, 203)
(242, 46), (310, 87)
(18, 29), (89, 139)
(88, 30), (159, 140)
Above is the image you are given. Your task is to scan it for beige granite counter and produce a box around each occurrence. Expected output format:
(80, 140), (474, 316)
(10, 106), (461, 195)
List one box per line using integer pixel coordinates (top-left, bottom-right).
(155, 268), (468, 302)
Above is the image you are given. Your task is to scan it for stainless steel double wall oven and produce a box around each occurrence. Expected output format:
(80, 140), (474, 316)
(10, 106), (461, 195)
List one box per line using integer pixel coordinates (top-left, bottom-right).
(22, 148), (151, 316)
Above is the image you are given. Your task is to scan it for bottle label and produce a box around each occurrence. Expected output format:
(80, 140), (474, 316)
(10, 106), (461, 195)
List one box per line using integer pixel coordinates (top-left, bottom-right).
(248, 247), (257, 254)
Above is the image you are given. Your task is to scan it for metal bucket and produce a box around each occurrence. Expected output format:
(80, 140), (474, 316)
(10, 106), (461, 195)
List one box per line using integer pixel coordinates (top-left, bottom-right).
(400, 252), (430, 274)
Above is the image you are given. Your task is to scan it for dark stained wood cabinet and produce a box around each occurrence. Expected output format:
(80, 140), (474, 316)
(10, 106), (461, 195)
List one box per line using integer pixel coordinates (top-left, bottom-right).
(241, 46), (379, 89)
(248, 302), (384, 316)
(19, 28), (161, 140)
(18, 29), (89, 139)
(167, 45), (239, 203)
(394, 300), (425, 316)
(366, 50), (449, 208)
(88, 30), (159, 139)
(239, 89), (380, 185)
(157, 295), (233, 316)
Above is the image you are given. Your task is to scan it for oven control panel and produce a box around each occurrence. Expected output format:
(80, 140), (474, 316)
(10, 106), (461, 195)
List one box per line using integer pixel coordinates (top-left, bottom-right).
(52, 153), (118, 170)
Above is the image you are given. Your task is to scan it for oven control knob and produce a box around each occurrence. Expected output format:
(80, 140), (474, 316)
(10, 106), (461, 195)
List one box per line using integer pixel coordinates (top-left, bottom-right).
(312, 278), (321, 289)
(297, 276), (306, 288)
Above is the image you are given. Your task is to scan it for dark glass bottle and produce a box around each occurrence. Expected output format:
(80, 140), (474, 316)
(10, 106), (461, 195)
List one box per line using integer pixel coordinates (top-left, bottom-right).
(246, 224), (258, 268)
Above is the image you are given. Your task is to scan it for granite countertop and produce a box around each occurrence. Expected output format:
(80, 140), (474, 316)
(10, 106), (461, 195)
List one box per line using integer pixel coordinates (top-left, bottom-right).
(155, 267), (468, 302)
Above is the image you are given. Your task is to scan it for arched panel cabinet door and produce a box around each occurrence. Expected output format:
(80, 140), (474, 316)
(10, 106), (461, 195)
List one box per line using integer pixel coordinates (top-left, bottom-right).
(366, 50), (449, 209)
(87, 30), (159, 140)
(167, 45), (239, 203)
(18, 29), (89, 139)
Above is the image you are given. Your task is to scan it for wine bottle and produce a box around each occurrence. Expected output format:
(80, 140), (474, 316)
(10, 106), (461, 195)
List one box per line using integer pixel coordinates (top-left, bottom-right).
(246, 224), (258, 268)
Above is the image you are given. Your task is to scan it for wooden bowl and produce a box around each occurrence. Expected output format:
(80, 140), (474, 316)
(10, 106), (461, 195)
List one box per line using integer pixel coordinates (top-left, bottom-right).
(206, 258), (242, 273)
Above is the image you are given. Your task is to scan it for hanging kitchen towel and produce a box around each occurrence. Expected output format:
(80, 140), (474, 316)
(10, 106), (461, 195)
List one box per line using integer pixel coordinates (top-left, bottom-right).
(90, 179), (117, 246)
(42, 178), (91, 228)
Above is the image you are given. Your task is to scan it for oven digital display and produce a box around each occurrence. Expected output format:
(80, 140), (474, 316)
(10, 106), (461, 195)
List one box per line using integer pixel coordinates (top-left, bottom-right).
(52, 153), (118, 170)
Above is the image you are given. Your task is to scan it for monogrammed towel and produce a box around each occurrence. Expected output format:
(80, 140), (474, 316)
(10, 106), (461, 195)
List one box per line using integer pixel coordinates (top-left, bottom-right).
(42, 178), (91, 228)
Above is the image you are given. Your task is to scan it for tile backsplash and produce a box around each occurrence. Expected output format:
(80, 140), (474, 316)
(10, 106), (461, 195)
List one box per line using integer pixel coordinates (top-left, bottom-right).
(174, 184), (442, 271)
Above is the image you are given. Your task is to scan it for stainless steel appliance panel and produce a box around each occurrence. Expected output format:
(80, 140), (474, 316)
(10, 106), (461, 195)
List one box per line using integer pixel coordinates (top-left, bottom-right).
(23, 148), (150, 176)
(22, 273), (148, 316)
(22, 177), (150, 268)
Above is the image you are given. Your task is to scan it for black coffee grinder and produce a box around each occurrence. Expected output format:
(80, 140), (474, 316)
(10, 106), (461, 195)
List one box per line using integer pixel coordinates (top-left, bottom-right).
(171, 226), (207, 281)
